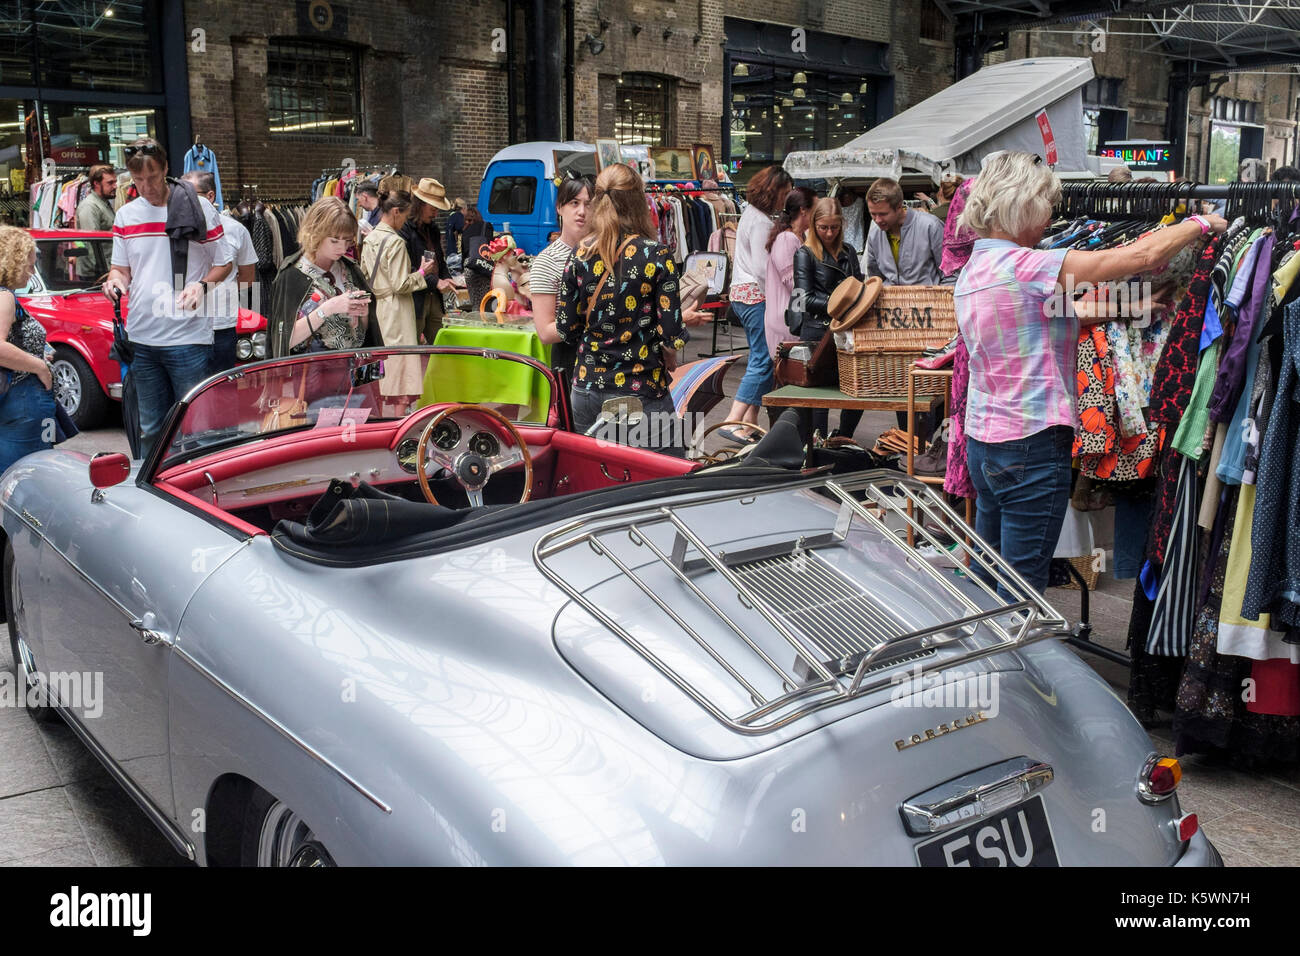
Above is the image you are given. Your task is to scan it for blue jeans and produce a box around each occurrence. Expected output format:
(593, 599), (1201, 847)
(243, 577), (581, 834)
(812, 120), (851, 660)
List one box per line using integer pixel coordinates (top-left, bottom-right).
(0, 377), (56, 475)
(732, 301), (773, 406)
(131, 343), (213, 460)
(966, 425), (1073, 596)
(210, 326), (238, 376)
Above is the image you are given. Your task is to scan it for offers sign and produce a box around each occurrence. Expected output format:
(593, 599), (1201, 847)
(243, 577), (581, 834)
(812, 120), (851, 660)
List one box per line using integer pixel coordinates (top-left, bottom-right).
(1035, 110), (1058, 166)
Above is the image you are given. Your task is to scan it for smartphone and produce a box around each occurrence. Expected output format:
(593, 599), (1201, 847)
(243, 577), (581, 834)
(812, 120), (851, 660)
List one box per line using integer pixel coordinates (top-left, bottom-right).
(348, 290), (371, 299)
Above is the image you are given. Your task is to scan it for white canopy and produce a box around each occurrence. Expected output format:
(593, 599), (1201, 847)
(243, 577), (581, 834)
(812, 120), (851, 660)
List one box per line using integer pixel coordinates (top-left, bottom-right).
(784, 57), (1097, 184)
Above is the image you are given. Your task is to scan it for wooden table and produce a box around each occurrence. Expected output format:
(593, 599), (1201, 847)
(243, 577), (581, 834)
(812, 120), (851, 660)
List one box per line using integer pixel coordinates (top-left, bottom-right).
(763, 384), (945, 414)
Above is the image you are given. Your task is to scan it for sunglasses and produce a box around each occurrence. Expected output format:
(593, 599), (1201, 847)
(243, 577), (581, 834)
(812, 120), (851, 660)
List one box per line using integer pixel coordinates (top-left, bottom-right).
(124, 142), (163, 161)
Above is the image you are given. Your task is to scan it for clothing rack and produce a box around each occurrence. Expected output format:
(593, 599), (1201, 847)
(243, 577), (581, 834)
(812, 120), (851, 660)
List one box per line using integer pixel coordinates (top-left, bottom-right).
(645, 180), (738, 197)
(1057, 181), (1300, 220)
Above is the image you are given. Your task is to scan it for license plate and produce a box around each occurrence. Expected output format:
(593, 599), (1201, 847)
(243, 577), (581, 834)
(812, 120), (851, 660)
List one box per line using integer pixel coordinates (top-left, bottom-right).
(915, 795), (1058, 867)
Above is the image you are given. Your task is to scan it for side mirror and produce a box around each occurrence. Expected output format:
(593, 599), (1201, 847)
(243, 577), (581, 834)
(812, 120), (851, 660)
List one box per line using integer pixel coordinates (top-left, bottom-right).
(89, 452), (130, 489)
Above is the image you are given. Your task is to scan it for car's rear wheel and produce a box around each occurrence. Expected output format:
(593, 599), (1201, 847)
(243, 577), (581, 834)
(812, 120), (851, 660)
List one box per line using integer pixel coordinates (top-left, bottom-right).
(51, 346), (109, 431)
(4, 542), (58, 723)
(241, 788), (336, 867)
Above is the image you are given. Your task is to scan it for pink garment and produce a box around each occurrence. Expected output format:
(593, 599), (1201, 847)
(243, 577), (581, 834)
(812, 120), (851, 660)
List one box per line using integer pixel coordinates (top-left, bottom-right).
(944, 336), (976, 499)
(940, 177), (977, 276)
(954, 240), (1073, 444)
(764, 230), (801, 358)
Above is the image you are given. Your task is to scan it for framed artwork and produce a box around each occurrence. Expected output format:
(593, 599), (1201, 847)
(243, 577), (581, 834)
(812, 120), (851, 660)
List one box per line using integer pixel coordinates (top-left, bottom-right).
(594, 138), (623, 172)
(680, 251), (729, 307)
(692, 144), (718, 183)
(649, 147), (695, 180)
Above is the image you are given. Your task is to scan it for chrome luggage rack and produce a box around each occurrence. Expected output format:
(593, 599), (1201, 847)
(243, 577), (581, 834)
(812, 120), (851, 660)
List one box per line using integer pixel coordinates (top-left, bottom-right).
(534, 471), (1069, 736)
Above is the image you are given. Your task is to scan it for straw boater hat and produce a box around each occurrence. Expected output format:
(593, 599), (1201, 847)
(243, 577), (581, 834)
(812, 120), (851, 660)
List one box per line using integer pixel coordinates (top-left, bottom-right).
(827, 276), (883, 333)
(414, 177), (453, 211)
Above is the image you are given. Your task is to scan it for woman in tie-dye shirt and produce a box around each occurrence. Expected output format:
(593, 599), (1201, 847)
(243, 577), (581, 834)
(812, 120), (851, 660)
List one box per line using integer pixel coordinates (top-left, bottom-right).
(954, 151), (1225, 594)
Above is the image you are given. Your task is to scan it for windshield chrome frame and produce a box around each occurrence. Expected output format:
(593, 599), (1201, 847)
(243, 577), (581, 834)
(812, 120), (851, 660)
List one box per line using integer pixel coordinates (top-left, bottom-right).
(140, 345), (565, 485)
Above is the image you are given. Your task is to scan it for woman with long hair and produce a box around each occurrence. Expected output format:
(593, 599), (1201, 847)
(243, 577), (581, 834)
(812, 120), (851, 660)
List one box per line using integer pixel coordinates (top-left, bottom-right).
(792, 197), (865, 442)
(554, 163), (688, 455)
(763, 185), (816, 362)
(0, 227), (55, 473)
(533, 175), (594, 388)
(721, 164), (793, 442)
(361, 189), (438, 413)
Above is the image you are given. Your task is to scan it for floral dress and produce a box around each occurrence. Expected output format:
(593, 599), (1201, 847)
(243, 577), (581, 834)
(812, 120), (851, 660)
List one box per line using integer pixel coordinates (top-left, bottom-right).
(555, 235), (686, 399)
(290, 257), (367, 353)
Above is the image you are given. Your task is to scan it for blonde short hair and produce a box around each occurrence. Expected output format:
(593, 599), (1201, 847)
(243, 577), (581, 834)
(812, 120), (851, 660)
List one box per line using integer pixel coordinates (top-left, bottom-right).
(0, 226), (35, 288)
(298, 197), (358, 259)
(958, 152), (1060, 240)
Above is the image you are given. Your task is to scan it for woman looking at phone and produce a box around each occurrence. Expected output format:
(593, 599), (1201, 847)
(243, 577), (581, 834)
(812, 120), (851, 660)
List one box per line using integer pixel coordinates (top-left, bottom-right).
(269, 196), (383, 357)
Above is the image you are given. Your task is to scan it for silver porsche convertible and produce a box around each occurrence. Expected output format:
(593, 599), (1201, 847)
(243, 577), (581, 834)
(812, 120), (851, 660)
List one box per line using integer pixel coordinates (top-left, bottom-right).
(1, 347), (1220, 866)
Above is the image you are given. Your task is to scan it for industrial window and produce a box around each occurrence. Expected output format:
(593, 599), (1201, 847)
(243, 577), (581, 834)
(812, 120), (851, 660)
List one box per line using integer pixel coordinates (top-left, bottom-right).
(920, 1), (947, 41)
(614, 73), (672, 146)
(1083, 77), (1123, 108)
(1210, 96), (1257, 124)
(267, 39), (362, 135)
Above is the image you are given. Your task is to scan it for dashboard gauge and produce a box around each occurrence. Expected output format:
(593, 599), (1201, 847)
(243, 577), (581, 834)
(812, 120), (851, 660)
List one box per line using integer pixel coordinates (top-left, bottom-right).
(469, 430), (499, 457)
(396, 438), (420, 474)
(433, 419), (461, 450)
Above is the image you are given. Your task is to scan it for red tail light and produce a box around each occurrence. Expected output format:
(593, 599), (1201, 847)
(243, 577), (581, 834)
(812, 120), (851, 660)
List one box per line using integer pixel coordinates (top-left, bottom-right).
(1150, 757), (1181, 795)
(1137, 754), (1182, 803)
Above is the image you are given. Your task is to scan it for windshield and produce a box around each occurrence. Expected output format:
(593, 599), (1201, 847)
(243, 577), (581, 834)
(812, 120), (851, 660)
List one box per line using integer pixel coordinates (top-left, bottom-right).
(33, 237), (114, 292)
(160, 347), (558, 468)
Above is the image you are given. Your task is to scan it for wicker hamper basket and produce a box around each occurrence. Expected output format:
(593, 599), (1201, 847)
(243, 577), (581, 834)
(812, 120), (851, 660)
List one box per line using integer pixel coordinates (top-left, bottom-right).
(836, 286), (956, 397)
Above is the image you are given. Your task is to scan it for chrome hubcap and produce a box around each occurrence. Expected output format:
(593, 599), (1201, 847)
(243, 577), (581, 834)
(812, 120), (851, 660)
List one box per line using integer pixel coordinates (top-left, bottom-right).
(51, 360), (81, 414)
(257, 801), (333, 867)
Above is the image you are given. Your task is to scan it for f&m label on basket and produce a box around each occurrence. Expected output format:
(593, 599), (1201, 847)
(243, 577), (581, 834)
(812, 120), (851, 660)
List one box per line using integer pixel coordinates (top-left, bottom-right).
(873, 306), (938, 331)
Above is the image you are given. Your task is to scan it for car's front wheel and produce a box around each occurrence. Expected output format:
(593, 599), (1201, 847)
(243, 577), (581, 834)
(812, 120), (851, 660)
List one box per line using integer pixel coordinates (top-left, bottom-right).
(4, 542), (58, 723)
(241, 788), (337, 867)
(51, 346), (109, 431)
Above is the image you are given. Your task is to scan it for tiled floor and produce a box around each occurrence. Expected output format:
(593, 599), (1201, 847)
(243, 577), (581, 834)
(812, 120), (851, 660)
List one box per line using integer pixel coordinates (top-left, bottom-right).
(3, 355), (1297, 865)
(0, 657), (188, 866)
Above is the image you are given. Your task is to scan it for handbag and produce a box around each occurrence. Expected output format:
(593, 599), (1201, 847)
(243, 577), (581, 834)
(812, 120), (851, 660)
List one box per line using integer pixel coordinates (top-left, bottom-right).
(774, 327), (837, 388)
(260, 371), (309, 431)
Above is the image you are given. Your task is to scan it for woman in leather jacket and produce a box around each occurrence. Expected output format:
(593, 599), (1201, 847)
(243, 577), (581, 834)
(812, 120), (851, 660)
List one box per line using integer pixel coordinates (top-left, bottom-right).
(792, 197), (864, 440)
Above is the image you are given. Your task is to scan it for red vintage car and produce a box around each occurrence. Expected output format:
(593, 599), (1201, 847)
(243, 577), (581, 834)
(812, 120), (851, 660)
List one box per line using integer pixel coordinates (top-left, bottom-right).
(18, 230), (269, 429)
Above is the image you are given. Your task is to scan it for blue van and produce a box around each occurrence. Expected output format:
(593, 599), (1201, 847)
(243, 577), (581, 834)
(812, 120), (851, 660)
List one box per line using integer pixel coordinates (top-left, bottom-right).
(477, 142), (596, 255)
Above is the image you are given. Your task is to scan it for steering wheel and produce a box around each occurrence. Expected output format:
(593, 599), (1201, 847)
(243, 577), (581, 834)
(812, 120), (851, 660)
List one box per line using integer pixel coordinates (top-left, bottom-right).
(415, 403), (534, 507)
(688, 420), (769, 464)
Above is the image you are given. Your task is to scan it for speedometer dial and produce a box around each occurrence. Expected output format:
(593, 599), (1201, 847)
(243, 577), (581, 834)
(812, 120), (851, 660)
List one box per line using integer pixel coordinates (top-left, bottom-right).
(396, 438), (420, 474)
(433, 419), (461, 450)
(469, 431), (499, 457)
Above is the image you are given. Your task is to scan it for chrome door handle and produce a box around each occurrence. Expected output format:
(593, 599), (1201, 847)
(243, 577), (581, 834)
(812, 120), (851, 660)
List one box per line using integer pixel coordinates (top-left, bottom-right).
(599, 463), (631, 482)
(130, 618), (172, 647)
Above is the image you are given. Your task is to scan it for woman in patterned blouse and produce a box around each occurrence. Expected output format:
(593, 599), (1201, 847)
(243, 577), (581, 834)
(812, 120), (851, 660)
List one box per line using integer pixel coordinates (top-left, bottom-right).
(556, 163), (689, 456)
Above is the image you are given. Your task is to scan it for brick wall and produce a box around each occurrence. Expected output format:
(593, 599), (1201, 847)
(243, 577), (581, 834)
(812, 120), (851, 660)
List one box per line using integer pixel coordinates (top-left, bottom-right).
(184, 0), (509, 206)
(182, 0), (960, 205)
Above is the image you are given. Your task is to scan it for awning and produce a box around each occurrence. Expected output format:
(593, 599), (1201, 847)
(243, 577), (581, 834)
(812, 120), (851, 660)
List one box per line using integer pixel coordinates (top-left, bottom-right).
(784, 57), (1096, 184)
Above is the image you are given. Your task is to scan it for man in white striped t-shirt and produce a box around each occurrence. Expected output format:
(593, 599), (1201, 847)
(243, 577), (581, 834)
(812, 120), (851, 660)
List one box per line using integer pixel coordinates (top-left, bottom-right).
(104, 137), (231, 459)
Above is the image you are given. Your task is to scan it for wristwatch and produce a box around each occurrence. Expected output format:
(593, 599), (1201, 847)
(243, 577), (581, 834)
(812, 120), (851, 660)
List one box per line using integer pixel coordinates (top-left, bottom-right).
(197, 279), (210, 293)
